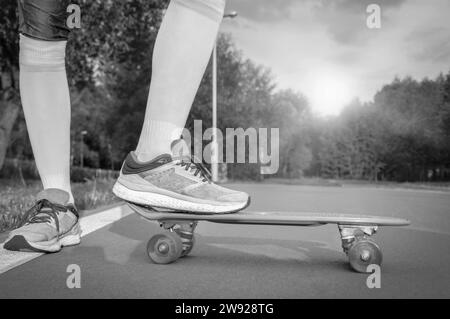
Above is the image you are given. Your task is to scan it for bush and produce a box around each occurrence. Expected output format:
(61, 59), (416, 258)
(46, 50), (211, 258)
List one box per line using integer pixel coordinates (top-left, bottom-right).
(227, 163), (263, 181)
(0, 158), (118, 183)
(0, 158), (39, 180)
(71, 166), (119, 183)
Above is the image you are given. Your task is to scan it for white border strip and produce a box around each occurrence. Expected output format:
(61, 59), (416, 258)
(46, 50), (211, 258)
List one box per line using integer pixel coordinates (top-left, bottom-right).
(0, 204), (131, 275)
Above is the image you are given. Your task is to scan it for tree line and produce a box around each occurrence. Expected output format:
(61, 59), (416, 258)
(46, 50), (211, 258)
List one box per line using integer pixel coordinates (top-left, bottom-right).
(312, 75), (450, 182)
(1, 0), (449, 182)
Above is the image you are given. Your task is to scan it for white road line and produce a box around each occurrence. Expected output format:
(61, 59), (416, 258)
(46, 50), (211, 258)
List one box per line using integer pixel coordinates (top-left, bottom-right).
(0, 204), (131, 275)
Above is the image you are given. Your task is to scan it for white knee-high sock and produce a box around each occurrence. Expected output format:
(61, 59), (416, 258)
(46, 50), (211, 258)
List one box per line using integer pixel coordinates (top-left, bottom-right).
(135, 0), (225, 162)
(19, 35), (74, 203)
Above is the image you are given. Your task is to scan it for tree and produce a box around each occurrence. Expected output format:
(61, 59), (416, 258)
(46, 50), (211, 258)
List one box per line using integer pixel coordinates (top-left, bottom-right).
(1, 0), (168, 171)
(0, 0), (20, 170)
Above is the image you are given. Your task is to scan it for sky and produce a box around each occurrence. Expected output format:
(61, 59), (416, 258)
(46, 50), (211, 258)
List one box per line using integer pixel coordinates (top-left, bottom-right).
(222, 0), (450, 116)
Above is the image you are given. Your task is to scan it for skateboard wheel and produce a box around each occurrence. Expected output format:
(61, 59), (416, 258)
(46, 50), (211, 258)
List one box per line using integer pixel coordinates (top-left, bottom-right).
(146, 232), (183, 264)
(347, 239), (382, 273)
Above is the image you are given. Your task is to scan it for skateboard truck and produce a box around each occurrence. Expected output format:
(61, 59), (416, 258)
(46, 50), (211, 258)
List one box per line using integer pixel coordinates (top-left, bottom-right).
(338, 225), (382, 272)
(159, 221), (197, 257)
(338, 225), (378, 251)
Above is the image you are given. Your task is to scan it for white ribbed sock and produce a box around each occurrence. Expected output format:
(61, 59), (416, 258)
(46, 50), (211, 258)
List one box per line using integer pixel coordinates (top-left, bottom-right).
(135, 120), (183, 162)
(135, 0), (225, 162)
(19, 35), (74, 203)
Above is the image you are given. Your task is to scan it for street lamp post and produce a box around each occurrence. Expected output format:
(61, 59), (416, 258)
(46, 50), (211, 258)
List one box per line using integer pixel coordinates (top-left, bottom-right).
(80, 130), (87, 168)
(211, 11), (237, 182)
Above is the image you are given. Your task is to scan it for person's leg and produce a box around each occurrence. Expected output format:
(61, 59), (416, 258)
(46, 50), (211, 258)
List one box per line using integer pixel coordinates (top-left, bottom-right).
(135, 0), (226, 162)
(20, 36), (73, 203)
(4, 0), (81, 252)
(18, 0), (74, 203)
(114, 0), (250, 213)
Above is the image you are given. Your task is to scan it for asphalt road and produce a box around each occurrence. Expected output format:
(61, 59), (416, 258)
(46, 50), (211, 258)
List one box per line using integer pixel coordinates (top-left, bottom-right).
(0, 184), (449, 298)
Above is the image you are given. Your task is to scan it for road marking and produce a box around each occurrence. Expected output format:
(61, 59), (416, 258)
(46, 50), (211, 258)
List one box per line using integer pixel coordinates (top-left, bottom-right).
(0, 204), (131, 275)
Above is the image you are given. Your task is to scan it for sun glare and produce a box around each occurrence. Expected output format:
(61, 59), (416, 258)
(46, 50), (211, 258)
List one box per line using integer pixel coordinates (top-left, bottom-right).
(307, 72), (353, 116)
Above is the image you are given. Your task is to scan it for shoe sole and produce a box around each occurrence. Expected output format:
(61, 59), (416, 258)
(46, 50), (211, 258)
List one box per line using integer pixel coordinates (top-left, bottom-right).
(113, 182), (250, 214)
(3, 223), (82, 253)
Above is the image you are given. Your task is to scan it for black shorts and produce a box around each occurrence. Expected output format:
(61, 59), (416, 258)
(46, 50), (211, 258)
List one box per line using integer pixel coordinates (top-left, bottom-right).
(18, 0), (73, 41)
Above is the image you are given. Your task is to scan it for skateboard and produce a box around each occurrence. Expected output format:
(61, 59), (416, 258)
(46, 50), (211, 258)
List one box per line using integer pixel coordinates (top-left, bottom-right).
(127, 203), (410, 273)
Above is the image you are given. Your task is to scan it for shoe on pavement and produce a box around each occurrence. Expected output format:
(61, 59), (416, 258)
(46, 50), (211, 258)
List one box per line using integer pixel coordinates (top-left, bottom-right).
(113, 150), (250, 214)
(3, 189), (81, 253)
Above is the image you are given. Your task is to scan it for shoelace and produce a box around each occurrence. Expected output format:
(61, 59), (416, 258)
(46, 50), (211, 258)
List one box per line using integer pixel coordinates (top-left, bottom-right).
(20, 199), (72, 233)
(176, 157), (212, 183)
